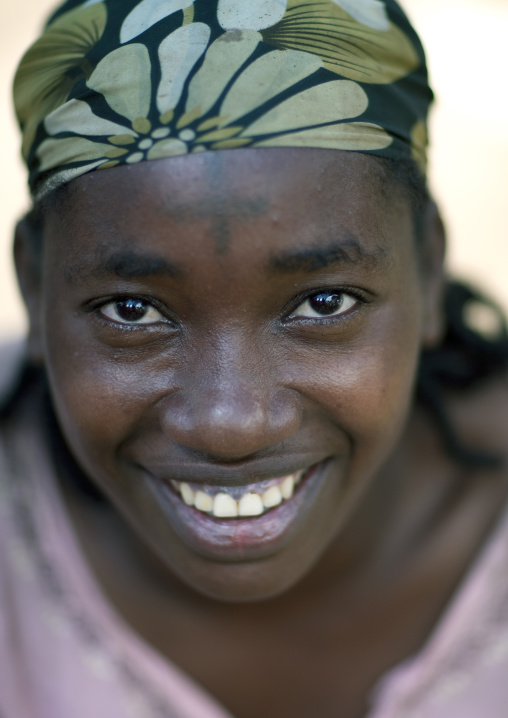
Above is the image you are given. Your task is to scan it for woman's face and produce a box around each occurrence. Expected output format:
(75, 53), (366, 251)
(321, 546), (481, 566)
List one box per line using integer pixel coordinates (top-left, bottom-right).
(23, 149), (443, 601)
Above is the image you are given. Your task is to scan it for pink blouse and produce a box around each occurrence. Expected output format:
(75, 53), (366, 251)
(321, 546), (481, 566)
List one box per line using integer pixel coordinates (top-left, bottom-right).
(1, 343), (508, 718)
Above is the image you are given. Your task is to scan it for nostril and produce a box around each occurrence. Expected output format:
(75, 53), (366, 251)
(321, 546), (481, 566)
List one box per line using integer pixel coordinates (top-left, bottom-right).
(159, 386), (301, 459)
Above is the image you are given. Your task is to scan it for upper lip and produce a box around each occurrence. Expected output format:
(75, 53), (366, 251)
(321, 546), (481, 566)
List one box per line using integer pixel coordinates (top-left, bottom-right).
(138, 454), (329, 487)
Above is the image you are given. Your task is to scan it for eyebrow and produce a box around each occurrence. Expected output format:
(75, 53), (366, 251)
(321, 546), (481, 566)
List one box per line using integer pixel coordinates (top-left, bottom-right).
(103, 250), (183, 279)
(268, 234), (389, 274)
(67, 250), (184, 283)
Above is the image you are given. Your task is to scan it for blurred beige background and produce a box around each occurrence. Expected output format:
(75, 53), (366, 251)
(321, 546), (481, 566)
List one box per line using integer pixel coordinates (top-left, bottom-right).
(1, 0), (507, 339)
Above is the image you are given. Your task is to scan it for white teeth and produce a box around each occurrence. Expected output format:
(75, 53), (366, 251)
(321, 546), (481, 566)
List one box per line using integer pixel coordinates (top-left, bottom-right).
(194, 490), (213, 512)
(281, 475), (295, 500)
(172, 469), (308, 518)
(238, 492), (264, 517)
(180, 482), (195, 506)
(213, 493), (238, 518)
(262, 485), (282, 509)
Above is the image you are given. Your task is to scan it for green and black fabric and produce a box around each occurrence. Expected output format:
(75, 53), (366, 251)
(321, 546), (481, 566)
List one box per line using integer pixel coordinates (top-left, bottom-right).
(14, 0), (433, 199)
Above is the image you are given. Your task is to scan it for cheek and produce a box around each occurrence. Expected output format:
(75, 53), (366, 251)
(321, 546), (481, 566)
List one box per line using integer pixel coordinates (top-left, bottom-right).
(327, 348), (416, 432)
(42, 326), (152, 476)
(40, 283), (164, 462)
(296, 307), (423, 469)
(345, 345), (417, 434)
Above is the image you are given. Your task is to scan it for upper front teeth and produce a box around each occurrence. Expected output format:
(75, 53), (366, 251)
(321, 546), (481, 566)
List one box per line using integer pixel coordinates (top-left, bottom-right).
(172, 471), (304, 518)
(214, 493), (238, 517)
(238, 492), (264, 517)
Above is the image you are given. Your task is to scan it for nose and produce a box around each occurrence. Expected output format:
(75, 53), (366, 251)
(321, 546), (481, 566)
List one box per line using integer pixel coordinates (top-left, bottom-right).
(159, 341), (302, 460)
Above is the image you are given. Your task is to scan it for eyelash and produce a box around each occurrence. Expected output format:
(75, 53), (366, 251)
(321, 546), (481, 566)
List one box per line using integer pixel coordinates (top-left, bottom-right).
(89, 296), (172, 330)
(89, 287), (369, 332)
(285, 287), (370, 323)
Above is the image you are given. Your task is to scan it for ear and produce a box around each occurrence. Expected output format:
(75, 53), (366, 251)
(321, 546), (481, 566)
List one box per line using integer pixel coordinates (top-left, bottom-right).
(420, 200), (447, 349)
(14, 218), (45, 365)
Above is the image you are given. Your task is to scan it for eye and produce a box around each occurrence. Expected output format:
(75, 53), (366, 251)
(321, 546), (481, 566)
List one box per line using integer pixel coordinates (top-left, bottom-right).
(291, 291), (358, 319)
(100, 299), (165, 325)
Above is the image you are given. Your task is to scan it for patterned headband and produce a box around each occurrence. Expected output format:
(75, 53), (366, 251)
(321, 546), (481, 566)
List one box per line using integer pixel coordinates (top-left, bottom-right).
(14, 0), (433, 199)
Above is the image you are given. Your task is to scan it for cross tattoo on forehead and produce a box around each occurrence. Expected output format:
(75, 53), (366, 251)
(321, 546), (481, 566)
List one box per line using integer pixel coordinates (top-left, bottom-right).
(153, 151), (271, 255)
(157, 194), (270, 255)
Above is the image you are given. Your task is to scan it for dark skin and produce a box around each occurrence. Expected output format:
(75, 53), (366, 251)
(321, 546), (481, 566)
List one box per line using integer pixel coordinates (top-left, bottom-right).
(15, 149), (508, 718)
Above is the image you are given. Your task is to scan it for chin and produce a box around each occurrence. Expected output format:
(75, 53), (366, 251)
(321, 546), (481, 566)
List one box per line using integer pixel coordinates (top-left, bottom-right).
(168, 552), (314, 604)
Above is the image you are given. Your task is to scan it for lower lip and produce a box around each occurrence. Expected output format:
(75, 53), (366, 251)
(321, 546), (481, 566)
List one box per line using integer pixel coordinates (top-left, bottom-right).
(148, 463), (327, 562)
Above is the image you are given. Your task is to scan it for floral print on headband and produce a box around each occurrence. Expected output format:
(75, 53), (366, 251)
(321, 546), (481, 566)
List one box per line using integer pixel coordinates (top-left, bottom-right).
(14, 0), (433, 198)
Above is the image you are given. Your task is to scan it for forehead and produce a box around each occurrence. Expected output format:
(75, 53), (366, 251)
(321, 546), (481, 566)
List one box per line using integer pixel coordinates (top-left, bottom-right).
(43, 148), (411, 272)
(56, 147), (393, 210)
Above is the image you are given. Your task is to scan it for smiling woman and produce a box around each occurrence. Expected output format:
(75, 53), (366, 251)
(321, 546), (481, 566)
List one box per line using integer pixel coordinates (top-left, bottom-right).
(2, 1), (508, 718)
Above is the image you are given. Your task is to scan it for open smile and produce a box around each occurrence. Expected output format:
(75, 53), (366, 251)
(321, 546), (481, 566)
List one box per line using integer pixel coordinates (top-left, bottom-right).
(148, 462), (329, 561)
(170, 469), (306, 518)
